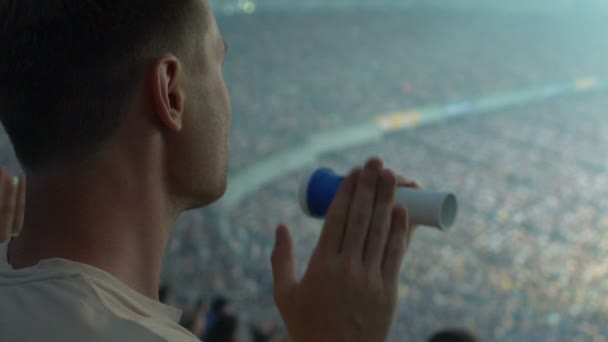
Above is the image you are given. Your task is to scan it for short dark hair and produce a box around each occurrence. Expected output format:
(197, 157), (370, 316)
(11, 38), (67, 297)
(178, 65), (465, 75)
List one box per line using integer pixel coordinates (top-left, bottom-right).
(206, 314), (238, 342)
(429, 329), (479, 342)
(0, 0), (205, 171)
(210, 296), (229, 313)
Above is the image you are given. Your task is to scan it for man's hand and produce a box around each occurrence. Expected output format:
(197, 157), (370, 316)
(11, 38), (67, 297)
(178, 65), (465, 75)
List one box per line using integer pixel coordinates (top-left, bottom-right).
(0, 167), (26, 243)
(271, 158), (417, 342)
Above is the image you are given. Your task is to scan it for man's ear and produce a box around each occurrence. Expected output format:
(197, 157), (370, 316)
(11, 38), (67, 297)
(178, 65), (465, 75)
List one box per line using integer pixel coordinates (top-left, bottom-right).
(152, 54), (185, 132)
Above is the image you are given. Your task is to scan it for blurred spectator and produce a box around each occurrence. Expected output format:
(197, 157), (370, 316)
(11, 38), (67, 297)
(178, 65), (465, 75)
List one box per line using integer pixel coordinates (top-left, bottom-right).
(204, 296), (234, 340)
(428, 329), (479, 342)
(158, 284), (177, 307)
(205, 314), (247, 342)
(181, 299), (208, 338)
(208, 296), (232, 324)
(251, 321), (279, 342)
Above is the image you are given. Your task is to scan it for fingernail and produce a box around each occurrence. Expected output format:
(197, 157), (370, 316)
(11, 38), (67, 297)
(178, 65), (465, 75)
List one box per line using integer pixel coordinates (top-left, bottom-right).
(12, 176), (18, 187)
(366, 157), (383, 169)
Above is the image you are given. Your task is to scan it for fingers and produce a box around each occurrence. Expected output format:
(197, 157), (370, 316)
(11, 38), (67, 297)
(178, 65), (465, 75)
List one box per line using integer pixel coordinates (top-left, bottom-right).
(0, 168), (17, 239)
(317, 168), (359, 256)
(342, 158), (383, 258)
(271, 225), (297, 302)
(382, 206), (411, 286)
(395, 174), (422, 189)
(12, 172), (26, 235)
(363, 169), (397, 268)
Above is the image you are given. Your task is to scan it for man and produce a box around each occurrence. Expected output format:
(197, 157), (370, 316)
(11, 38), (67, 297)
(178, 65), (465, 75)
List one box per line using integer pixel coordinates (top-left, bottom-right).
(0, 1), (418, 341)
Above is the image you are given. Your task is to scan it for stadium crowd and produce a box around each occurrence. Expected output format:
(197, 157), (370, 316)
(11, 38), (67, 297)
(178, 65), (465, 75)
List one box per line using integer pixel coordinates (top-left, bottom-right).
(165, 11), (608, 341)
(220, 11), (608, 170)
(204, 93), (608, 341)
(1, 9), (608, 342)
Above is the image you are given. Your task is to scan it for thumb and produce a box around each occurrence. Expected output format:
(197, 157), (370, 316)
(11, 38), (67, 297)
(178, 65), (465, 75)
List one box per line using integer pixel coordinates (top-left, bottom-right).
(271, 224), (297, 299)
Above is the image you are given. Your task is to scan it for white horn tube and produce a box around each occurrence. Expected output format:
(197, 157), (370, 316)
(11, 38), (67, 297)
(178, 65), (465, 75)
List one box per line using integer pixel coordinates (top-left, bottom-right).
(299, 168), (458, 230)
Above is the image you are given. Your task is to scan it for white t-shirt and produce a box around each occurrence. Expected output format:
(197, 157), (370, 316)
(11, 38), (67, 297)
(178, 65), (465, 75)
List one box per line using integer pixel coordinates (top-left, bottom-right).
(0, 238), (200, 342)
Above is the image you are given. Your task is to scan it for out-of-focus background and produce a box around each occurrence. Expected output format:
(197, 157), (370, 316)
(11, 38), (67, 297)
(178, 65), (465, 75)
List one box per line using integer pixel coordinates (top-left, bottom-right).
(4, 1), (608, 341)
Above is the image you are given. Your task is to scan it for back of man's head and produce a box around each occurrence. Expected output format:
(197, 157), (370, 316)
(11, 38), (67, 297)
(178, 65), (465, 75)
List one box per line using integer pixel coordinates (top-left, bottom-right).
(205, 314), (238, 342)
(0, 0), (205, 172)
(211, 296), (229, 314)
(429, 329), (479, 342)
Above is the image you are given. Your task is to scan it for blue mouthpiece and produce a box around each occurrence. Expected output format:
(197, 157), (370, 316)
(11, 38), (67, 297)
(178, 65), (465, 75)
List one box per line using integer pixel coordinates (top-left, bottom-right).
(300, 168), (345, 218)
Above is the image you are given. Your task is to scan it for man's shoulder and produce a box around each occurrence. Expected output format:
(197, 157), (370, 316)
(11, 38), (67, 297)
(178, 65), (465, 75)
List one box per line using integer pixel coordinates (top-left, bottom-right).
(0, 269), (198, 342)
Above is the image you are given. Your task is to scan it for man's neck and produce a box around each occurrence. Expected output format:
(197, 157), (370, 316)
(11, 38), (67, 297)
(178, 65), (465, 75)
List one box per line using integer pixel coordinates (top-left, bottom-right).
(7, 162), (179, 300)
